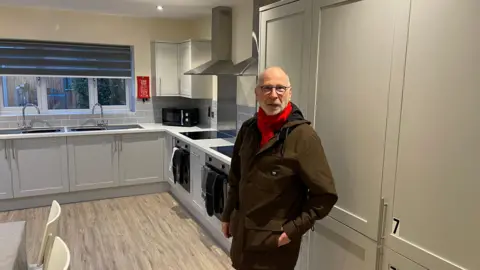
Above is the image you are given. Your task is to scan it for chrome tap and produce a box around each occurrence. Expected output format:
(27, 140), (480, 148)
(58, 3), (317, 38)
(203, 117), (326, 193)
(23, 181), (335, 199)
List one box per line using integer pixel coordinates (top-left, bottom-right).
(19, 103), (40, 129)
(92, 103), (107, 126)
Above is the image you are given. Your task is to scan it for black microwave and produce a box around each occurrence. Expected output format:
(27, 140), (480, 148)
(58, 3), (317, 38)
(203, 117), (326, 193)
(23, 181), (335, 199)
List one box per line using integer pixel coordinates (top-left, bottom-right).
(162, 108), (199, 127)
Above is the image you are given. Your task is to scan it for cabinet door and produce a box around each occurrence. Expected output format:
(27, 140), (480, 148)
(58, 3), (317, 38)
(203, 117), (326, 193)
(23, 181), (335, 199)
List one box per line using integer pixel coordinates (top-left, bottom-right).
(0, 140), (13, 199)
(178, 42), (191, 97)
(259, 0), (313, 118)
(310, 0), (397, 240)
(190, 41), (213, 99)
(119, 133), (164, 186)
(155, 42), (179, 96)
(164, 134), (175, 185)
(382, 248), (428, 270)
(308, 217), (377, 270)
(67, 135), (118, 191)
(295, 232), (310, 270)
(190, 146), (205, 212)
(12, 137), (69, 197)
(382, 1), (480, 269)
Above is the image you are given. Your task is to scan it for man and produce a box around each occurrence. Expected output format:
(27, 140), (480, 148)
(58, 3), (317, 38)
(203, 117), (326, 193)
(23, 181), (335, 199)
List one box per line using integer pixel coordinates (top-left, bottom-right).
(221, 66), (338, 270)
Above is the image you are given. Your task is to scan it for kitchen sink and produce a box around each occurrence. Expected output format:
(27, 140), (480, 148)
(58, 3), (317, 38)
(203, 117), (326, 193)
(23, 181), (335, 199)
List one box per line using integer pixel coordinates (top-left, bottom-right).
(67, 124), (143, 132)
(105, 124), (143, 130)
(0, 128), (65, 135)
(67, 126), (107, 132)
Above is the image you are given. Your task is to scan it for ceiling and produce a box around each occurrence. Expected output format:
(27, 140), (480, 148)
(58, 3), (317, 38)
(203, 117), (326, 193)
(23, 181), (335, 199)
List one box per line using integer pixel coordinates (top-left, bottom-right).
(0, 0), (240, 18)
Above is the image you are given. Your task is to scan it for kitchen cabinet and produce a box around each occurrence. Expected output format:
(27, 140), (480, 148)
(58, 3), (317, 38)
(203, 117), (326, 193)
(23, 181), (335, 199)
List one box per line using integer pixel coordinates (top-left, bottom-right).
(153, 42), (179, 96)
(153, 40), (213, 99)
(0, 140), (13, 199)
(69, 133), (165, 191)
(11, 137), (69, 197)
(67, 135), (119, 191)
(259, 0), (313, 118)
(382, 248), (428, 270)
(310, 0), (397, 241)
(164, 134), (175, 185)
(178, 40), (213, 99)
(295, 232), (310, 270)
(380, 1), (480, 269)
(119, 133), (164, 186)
(308, 217), (377, 270)
(190, 145), (205, 212)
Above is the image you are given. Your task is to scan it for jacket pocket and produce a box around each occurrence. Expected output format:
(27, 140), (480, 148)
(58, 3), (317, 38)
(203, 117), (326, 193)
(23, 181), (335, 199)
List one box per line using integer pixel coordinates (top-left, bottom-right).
(243, 218), (285, 251)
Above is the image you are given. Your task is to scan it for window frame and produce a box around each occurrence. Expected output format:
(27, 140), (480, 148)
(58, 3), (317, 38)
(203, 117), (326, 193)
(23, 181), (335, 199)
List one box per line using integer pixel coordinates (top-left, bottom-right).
(0, 75), (132, 115)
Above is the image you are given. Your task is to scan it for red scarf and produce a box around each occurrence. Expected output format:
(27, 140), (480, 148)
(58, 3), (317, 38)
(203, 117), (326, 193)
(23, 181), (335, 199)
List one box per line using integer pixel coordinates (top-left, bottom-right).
(257, 102), (292, 148)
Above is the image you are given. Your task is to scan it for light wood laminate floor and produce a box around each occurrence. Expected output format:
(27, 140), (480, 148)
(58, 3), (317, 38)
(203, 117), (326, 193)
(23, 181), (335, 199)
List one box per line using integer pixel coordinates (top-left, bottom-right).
(0, 193), (234, 270)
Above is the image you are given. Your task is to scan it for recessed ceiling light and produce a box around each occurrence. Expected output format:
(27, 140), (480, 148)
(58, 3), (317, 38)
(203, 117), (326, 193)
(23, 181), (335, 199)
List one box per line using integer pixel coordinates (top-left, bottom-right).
(157, 5), (164, 11)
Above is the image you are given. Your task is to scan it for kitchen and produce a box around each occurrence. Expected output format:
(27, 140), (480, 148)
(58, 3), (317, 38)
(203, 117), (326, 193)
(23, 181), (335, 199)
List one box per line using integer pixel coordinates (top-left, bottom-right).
(0, 0), (478, 270)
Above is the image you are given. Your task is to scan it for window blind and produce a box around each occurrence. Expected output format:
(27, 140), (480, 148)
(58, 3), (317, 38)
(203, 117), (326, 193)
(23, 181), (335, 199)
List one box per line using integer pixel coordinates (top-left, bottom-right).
(0, 39), (133, 78)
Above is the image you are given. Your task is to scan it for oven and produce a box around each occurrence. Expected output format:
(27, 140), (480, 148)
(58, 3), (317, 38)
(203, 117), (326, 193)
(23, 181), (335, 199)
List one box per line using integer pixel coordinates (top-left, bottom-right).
(162, 108), (199, 127)
(201, 154), (230, 220)
(172, 137), (190, 193)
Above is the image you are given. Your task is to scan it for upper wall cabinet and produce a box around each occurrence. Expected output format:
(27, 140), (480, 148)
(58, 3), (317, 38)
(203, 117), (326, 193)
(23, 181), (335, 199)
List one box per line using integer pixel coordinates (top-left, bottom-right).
(310, 0), (397, 241)
(152, 40), (213, 99)
(381, 1), (480, 269)
(259, 0), (313, 119)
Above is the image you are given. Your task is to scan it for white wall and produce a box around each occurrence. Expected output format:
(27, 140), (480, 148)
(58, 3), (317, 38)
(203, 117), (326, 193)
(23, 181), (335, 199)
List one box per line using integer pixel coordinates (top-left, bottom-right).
(0, 5), (196, 80)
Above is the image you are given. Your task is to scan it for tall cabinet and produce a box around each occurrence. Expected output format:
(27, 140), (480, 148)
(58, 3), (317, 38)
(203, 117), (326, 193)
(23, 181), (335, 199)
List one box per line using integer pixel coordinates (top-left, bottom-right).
(259, 0), (313, 119)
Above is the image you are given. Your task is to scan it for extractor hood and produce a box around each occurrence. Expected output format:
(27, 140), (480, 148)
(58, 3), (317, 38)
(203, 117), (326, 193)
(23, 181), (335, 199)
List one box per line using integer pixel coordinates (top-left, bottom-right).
(228, 0), (281, 76)
(184, 6), (235, 75)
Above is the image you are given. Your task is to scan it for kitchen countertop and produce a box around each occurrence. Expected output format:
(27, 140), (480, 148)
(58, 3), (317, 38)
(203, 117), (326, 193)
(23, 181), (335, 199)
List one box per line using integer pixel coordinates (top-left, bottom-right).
(0, 123), (234, 165)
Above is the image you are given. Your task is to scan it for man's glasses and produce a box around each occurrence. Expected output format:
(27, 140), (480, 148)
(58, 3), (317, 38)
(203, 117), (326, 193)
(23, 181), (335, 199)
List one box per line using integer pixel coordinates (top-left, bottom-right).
(259, 85), (291, 95)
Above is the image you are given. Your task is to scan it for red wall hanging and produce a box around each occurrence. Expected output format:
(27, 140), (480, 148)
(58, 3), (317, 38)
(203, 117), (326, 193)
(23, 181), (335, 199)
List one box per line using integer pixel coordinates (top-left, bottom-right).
(136, 76), (150, 102)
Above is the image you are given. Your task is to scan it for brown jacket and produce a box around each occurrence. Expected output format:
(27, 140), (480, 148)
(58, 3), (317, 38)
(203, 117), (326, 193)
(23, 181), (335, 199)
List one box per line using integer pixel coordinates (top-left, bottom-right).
(221, 103), (338, 270)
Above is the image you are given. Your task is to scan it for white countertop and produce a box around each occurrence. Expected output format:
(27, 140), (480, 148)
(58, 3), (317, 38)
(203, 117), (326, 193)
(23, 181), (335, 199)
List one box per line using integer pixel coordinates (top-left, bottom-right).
(0, 123), (234, 165)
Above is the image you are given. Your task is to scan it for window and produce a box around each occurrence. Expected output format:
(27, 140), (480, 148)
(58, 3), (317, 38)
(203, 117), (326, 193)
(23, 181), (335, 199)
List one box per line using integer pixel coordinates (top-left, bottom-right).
(0, 39), (134, 114)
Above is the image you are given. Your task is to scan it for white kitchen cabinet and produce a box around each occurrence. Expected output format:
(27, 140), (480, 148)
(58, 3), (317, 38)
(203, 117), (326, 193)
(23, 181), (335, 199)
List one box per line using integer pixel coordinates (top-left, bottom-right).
(259, 0), (313, 118)
(153, 40), (213, 99)
(154, 42), (179, 96)
(380, 1), (480, 269)
(119, 133), (164, 186)
(178, 40), (213, 99)
(0, 140), (13, 199)
(164, 134), (175, 185)
(190, 145), (205, 212)
(67, 135), (119, 191)
(382, 248), (428, 270)
(295, 232), (310, 270)
(308, 217), (377, 270)
(310, 0), (397, 241)
(11, 137), (69, 197)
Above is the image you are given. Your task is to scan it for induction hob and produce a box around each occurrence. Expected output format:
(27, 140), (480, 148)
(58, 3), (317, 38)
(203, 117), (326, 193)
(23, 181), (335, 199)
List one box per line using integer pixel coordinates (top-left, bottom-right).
(210, 146), (234, 158)
(179, 129), (237, 140)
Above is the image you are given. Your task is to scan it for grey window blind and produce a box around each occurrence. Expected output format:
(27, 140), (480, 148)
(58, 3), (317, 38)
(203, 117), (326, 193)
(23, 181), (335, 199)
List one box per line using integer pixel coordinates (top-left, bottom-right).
(0, 39), (132, 78)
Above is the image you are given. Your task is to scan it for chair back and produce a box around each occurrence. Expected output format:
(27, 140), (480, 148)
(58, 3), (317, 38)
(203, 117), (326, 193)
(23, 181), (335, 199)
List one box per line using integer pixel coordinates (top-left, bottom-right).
(37, 200), (62, 265)
(44, 236), (70, 270)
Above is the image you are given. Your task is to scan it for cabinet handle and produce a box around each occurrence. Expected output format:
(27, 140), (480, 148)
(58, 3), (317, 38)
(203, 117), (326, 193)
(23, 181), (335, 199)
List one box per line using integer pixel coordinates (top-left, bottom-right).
(114, 138), (117, 152)
(120, 139), (123, 151)
(12, 141), (15, 159)
(4, 141), (7, 159)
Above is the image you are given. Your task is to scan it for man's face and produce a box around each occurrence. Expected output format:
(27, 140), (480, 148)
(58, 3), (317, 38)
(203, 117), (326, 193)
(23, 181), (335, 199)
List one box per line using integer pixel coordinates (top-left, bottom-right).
(255, 71), (292, 115)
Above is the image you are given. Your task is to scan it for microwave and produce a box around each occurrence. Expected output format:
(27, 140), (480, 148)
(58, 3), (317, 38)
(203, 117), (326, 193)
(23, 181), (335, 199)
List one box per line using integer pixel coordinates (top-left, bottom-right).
(162, 108), (199, 127)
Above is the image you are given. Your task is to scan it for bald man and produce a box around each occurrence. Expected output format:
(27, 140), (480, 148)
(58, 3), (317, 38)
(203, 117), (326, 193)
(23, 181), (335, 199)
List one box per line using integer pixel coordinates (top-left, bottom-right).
(221, 67), (338, 270)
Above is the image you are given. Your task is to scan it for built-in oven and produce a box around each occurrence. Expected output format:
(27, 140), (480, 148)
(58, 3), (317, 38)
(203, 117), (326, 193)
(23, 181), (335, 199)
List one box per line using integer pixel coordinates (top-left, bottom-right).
(162, 108), (199, 127)
(172, 137), (190, 193)
(202, 153), (230, 220)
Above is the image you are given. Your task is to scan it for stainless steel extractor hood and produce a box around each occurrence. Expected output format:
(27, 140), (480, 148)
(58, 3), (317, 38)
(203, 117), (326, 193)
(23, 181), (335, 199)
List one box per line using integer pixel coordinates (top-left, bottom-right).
(228, 0), (281, 76)
(184, 6), (234, 75)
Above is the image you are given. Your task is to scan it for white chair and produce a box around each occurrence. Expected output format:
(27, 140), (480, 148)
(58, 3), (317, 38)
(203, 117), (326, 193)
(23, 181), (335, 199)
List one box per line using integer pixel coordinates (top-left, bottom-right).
(36, 200), (62, 266)
(43, 236), (70, 270)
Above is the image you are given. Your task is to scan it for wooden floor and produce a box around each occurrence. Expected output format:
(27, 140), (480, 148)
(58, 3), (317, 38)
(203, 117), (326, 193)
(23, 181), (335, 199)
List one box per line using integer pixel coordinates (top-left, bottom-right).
(0, 193), (234, 270)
